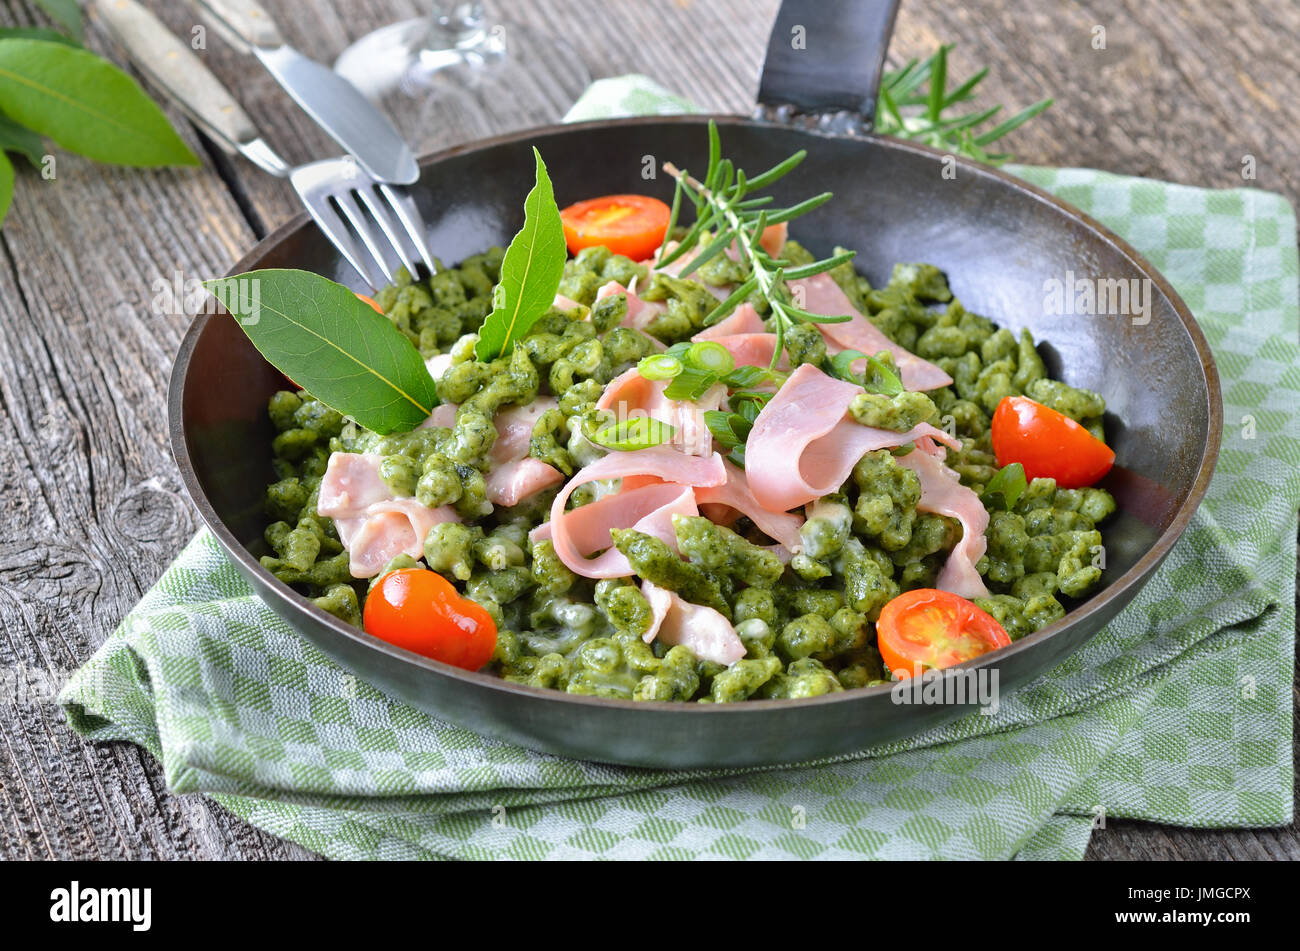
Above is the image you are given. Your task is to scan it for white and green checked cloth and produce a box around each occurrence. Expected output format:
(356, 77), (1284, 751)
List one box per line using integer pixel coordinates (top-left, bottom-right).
(59, 77), (1299, 860)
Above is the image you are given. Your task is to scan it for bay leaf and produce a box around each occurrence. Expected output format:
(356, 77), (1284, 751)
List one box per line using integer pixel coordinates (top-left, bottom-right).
(207, 269), (439, 435)
(0, 39), (197, 167)
(474, 147), (565, 361)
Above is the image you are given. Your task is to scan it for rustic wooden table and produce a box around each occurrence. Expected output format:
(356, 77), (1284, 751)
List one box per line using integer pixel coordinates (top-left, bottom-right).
(0, 0), (1295, 861)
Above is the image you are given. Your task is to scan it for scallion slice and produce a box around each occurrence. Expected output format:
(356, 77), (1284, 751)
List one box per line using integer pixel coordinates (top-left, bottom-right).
(638, 353), (684, 381)
(683, 340), (736, 376)
(592, 416), (677, 452)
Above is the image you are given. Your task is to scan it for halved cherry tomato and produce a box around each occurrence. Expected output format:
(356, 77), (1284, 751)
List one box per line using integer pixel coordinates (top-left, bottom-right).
(877, 588), (1012, 679)
(991, 395), (1115, 489)
(356, 293), (385, 315)
(363, 568), (497, 670)
(559, 194), (671, 260)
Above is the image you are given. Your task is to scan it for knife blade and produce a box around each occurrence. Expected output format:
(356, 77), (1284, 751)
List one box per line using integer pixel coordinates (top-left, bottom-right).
(189, 0), (419, 186)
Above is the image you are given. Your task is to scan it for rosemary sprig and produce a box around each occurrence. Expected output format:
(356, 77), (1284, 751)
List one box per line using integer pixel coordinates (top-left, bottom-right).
(875, 44), (1053, 165)
(659, 122), (854, 368)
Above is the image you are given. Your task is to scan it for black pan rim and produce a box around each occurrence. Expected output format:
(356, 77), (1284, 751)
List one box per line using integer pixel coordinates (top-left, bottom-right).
(168, 113), (1223, 718)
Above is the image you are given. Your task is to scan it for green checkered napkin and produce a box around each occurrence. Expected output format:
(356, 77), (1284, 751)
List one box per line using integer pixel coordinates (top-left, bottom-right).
(59, 78), (1299, 860)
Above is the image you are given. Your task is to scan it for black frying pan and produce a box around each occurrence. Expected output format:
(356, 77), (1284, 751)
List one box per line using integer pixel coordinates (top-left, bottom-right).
(169, 0), (1220, 767)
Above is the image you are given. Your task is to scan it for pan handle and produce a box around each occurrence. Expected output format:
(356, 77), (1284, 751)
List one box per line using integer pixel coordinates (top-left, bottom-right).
(756, 0), (901, 133)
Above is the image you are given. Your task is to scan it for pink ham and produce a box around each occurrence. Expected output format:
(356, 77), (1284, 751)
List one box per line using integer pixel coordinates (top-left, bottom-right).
(746, 363), (960, 512)
(421, 403), (457, 429)
(642, 580), (746, 666)
(694, 459), (804, 550)
(485, 457), (565, 507)
(915, 433), (950, 461)
(712, 333), (787, 370)
(692, 302), (765, 341)
(553, 293), (583, 311)
(538, 447), (726, 578)
(481, 397), (564, 506)
(597, 367), (725, 458)
(318, 454), (461, 578)
(896, 450), (991, 599)
(786, 273), (952, 391)
(596, 279), (665, 330)
(317, 453), (394, 515)
(489, 397), (558, 465)
(340, 500), (458, 579)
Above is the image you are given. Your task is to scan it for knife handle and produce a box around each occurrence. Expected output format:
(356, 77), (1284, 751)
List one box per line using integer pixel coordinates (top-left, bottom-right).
(92, 0), (290, 176)
(190, 0), (284, 50)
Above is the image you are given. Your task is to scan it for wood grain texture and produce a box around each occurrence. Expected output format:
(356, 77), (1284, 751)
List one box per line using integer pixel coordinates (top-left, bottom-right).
(0, 0), (1293, 861)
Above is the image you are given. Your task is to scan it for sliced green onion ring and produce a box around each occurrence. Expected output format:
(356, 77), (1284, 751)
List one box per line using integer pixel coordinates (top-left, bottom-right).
(683, 340), (736, 376)
(638, 353), (684, 381)
(592, 415), (677, 452)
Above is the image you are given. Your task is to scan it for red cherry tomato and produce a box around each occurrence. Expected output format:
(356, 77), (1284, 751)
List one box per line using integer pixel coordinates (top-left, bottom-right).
(991, 395), (1115, 489)
(559, 194), (672, 260)
(363, 569), (497, 671)
(877, 588), (1012, 679)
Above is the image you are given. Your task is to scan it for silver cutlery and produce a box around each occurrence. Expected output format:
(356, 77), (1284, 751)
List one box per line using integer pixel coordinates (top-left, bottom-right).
(93, 0), (435, 289)
(184, 0), (419, 186)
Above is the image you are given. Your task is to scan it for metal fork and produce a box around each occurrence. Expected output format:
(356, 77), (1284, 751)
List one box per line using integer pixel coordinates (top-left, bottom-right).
(289, 158), (436, 289)
(93, 0), (436, 289)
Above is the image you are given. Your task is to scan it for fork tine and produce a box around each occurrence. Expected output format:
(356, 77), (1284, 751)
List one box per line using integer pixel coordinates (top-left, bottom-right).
(332, 190), (397, 287)
(355, 184), (421, 280)
(378, 184), (438, 276)
(298, 188), (387, 290)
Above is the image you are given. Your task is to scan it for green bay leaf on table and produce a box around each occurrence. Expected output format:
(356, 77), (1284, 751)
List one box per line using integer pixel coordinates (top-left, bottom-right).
(474, 147), (566, 361)
(32, 0), (83, 40)
(0, 39), (197, 166)
(0, 27), (80, 46)
(0, 151), (13, 227)
(206, 269), (439, 435)
(0, 109), (44, 165)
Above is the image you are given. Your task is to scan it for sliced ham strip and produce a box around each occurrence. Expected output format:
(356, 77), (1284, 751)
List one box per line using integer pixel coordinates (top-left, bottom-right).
(746, 363), (960, 512)
(896, 449), (991, 599)
(641, 580), (746, 666)
(485, 457), (564, 507)
(694, 459), (804, 550)
(787, 273), (952, 391)
(420, 403), (457, 429)
(531, 480), (695, 567)
(317, 453), (394, 517)
(539, 447), (726, 579)
(418, 396), (562, 506)
(489, 397), (558, 465)
(711, 333), (787, 370)
(342, 500), (459, 579)
(596, 279), (665, 330)
(915, 433), (950, 461)
(596, 367), (724, 457)
(553, 293), (583, 311)
(692, 302), (765, 341)
(319, 454), (461, 578)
